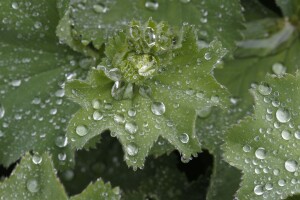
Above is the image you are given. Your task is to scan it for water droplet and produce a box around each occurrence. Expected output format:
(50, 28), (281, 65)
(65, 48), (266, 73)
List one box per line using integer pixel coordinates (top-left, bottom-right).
(211, 95), (219, 103)
(295, 131), (300, 139)
(0, 104), (5, 119)
(32, 155), (42, 164)
(285, 159), (298, 172)
(114, 114), (125, 124)
(144, 27), (156, 47)
(151, 102), (166, 115)
(93, 3), (108, 13)
(111, 81), (126, 100)
(76, 125), (88, 136)
(27, 179), (39, 193)
(126, 143), (138, 156)
(180, 0), (191, 3)
(272, 63), (286, 76)
(125, 122), (138, 134)
(278, 179), (286, 186)
(276, 108), (291, 123)
(255, 147), (266, 159)
(11, 79), (21, 87)
(11, 2), (18, 9)
(198, 107), (211, 118)
(55, 89), (65, 97)
(145, 0), (159, 11)
(93, 111), (103, 121)
(55, 136), (68, 148)
(123, 83), (134, 99)
(258, 83), (272, 96)
(105, 68), (122, 81)
(58, 153), (67, 161)
(179, 133), (189, 143)
(265, 183), (273, 191)
(92, 99), (101, 109)
(281, 130), (291, 140)
(128, 109), (136, 117)
(254, 185), (264, 196)
(243, 145), (251, 152)
(204, 52), (211, 60)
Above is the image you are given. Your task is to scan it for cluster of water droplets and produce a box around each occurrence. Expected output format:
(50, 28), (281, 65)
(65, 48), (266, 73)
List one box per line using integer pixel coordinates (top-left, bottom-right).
(238, 80), (300, 198)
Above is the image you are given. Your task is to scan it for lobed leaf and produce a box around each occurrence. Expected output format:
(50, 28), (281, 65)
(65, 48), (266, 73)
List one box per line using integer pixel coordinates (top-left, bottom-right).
(224, 73), (300, 199)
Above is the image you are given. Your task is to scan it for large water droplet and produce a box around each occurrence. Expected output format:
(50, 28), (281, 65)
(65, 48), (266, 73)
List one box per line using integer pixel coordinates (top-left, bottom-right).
(114, 114), (125, 124)
(93, 111), (103, 121)
(276, 108), (291, 123)
(272, 63), (286, 76)
(145, 1), (159, 11)
(129, 25), (140, 40)
(126, 143), (139, 156)
(0, 104), (5, 119)
(151, 102), (166, 116)
(204, 52), (211, 60)
(55, 136), (68, 148)
(254, 185), (264, 196)
(179, 133), (189, 143)
(111, 81), (126, 100)
(258, 83), (272, 95)
(93, 3), (108, 13)
(125, 122), (138, 134)
(281, 130), (291, 140)
(105, 68), (122, 81)
(32, 155), (42, 164)
(27, 179), (39, 193)
(285, 159), (298, 172)
(55, 89), (65, 97)
(255, 147), (266, 159)
(92, 99), (101, 109)
(128, 109), (137, 117)
(76, 125), (88, 136)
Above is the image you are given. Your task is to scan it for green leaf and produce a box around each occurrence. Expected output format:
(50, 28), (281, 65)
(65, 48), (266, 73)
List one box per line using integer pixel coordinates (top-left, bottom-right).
(0, 153), (68, 200)
(68, 0), (243, 52)
(70, 178), (121, 200)
(66, 22), (229, 168)
(224, 73), (300, 199)
(241, 0), (279, 21)
(276, 0), (300, 18)
(215, 18), (300, 114)
(0, 0), (90, 169)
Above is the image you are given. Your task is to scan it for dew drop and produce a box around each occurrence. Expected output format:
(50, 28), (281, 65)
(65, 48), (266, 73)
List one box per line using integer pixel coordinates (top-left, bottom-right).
(276, 108), (291, 123)
(145, 0), (159, 11)
(114, 114), (125, 124)
(254, 185), (264, 196)
(93, 3), (108, 13)
(92, 99), (101, 109)
(204, 52), (211, 60)
(11, 79), (21, 87)
(180, 0), (191, 3)
(105, 68), (122, 81)
(93, 111), (103, 121)
(11, 2), (19, 9)
(76, 125), (88, 136)
(272, 63), (286, 76)
(27, 179), (39, 193)
(55, 136), (68, 148)
(139, 86), (152, 98)
(295, 131), (300, 139)
(55, 89), (65, 97)
(243, 145), (251, 152)
(179, 133), (189, 143)
(58, 153), (67, 161)
(265, 183), (273, 191)
(126, 143), (139, 156)
(129, 25), (140, 40)
(0, 104), (5, 119)
(32, 155), (42, 164)
(281, 130), (291, 140)
(151, 102), (166, 116)
(284, 159), (298, 172)
(125, 122), (138, 134)
(278, 179), (286, 186)
(255, 147), (266, 159)
(258, 83), (272, 96)
(128, 109), (137, 117)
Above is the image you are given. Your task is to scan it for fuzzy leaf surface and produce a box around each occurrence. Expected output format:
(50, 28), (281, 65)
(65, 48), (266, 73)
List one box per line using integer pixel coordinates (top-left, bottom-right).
(0, 0), (90, 169)
(224, 73), (300, 199)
